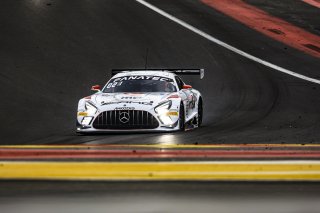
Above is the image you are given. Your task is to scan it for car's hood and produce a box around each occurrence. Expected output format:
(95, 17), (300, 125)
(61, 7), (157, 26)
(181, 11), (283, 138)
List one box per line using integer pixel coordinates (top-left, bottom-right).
(93, 92), (172, 107)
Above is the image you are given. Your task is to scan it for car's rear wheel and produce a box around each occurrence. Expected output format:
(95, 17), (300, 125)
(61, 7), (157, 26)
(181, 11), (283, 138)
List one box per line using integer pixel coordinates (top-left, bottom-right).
(198, 98), (203, 127)
(179, 103), (185, 130)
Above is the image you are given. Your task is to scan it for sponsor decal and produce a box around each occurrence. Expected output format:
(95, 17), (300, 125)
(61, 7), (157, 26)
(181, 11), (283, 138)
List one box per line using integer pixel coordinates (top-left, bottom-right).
(102, 101), (153, 106)
(115, 107), (135, 110)
(121, 97), (140, 99)
(106, 75), (173, 89)
(113, 76), (172, 82)
(188, 93), (197, 109)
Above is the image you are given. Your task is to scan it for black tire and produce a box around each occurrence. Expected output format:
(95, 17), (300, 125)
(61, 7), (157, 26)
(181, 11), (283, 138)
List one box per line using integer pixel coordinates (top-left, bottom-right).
(179, 103), (185, 130)
(198, 98), (203, 127)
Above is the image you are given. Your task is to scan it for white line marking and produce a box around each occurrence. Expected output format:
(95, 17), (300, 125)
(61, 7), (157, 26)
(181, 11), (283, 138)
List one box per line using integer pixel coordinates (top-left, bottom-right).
(136, 0), (320, 85)
(5, 160), (319, 165)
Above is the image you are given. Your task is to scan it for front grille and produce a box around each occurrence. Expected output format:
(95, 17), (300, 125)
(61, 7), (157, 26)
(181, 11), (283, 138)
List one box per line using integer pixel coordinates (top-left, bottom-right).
(92, 110), (159, 129)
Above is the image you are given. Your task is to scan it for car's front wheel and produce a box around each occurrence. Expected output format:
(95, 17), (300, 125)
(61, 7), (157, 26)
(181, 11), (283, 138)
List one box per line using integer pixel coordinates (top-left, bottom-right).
(179, 103), (185, 130)
(198, 98), (203, 127)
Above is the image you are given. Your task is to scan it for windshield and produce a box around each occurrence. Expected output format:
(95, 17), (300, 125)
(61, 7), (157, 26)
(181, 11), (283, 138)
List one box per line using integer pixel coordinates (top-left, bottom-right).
(103, 75), (177, 93)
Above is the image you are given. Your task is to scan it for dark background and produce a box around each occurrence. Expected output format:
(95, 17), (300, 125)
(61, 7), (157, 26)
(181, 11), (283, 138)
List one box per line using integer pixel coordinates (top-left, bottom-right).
(0, 0), (319, 145)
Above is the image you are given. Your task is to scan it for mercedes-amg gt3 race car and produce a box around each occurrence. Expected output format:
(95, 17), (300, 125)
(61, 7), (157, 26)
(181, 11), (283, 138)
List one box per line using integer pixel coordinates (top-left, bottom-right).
(76, 69), (204, 133)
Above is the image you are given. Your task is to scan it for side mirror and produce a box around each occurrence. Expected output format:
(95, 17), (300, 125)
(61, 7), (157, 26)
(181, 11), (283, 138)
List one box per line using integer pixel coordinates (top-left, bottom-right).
(91, 85), (101, 91)
(183, 85), (192, 89)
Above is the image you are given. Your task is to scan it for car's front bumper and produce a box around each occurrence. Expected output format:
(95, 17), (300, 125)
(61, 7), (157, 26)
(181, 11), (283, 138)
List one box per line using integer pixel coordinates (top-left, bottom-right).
(76, 109), (180, 133)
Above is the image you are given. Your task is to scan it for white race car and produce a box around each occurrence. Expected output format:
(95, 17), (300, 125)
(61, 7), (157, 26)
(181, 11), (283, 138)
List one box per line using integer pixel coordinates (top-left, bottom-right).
(76, 69), (204, 133)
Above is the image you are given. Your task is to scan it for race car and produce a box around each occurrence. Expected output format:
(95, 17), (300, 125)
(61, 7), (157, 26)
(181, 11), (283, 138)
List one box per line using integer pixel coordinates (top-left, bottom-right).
(76, 69), (204, 133)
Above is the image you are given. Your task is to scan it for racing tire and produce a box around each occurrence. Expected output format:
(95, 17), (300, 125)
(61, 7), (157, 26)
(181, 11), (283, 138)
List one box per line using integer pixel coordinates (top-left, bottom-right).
(198, 98), (203, 127)
(179, 103), (185, 131)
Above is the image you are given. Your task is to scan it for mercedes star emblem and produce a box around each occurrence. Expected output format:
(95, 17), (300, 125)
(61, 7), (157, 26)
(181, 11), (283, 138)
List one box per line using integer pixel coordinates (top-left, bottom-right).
(119, 112), (130, 123)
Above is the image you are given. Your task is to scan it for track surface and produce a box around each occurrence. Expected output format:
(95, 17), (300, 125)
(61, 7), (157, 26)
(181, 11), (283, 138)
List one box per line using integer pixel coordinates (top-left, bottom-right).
(0, 182), (319, 213)
(1, 0), (320, 145)
(1, 1), (320, 211)
(245, 0), (320, 36)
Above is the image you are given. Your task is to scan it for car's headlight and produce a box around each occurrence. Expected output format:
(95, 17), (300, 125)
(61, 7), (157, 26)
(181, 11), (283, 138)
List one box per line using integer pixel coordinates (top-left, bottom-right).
(81, 116), (93, 125)
(155, 100), (175, 126)
(154, 100), (172, 114)
(85, 101), (97, 115)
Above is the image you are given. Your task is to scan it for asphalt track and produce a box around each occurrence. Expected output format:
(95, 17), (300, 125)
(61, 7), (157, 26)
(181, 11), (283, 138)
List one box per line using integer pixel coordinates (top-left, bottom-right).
(1, 181), (320, 213)
(1, 0), (320, 145)
(1, 0), (320, 212)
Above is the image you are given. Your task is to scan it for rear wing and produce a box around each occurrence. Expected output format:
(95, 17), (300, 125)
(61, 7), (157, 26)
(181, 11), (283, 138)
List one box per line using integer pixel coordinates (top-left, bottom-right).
(111, 69), (205, 79)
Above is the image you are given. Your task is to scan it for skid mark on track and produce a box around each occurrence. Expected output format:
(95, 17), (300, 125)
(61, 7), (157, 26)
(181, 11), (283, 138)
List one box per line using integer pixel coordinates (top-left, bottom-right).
(302, 0), (320, 9)
(135, 0), (320, 85)
(201, 0), (320, 58)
